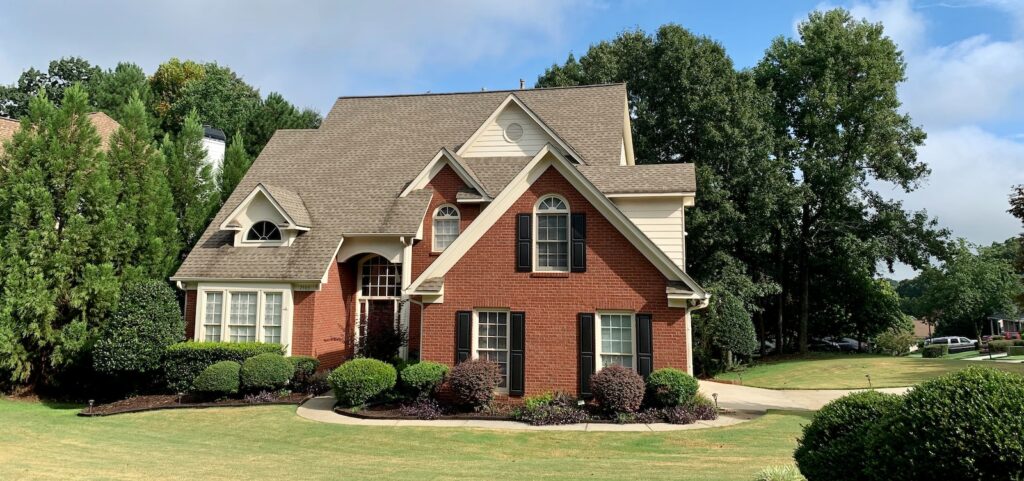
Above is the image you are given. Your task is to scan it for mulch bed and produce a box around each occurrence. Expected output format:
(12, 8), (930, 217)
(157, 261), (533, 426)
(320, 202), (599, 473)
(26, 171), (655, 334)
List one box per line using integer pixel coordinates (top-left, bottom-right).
(334, 401), (515, 421)
(79, 392), (312, 417)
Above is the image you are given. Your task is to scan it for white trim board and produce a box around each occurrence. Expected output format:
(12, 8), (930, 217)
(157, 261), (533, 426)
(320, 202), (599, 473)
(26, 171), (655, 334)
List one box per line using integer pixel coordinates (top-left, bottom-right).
(407, 144), (707, 299)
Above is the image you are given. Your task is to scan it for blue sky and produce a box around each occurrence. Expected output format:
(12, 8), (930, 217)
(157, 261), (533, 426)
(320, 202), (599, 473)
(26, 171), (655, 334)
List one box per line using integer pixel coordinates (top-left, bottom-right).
(1, 0), (1022, 278)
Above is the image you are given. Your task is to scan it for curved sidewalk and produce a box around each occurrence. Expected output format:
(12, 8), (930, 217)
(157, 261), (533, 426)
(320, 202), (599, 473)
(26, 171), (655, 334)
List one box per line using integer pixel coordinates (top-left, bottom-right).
(296, 381), (909, 432)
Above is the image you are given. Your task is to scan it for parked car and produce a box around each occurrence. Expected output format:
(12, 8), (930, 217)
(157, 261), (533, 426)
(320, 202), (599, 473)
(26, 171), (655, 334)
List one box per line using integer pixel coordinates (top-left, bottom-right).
(924, 336), (978, 353)
(809, 338), (842, 352)
(827, 337), (863, 352)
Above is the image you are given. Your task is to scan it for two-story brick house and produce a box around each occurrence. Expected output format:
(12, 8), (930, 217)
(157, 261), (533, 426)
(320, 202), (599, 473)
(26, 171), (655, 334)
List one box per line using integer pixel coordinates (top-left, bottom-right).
(171, 84), (708, 397)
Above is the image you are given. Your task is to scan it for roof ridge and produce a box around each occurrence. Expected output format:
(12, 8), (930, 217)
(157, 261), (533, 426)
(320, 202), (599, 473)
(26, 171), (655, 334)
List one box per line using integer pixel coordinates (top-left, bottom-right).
(335, 83), (625, 101)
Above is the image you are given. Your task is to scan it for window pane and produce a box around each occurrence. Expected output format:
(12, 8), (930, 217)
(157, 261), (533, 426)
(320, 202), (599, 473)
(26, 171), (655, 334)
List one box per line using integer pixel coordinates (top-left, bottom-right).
(360, 256), (402, 297)
(229, 292), (258, 342)
(434, 218), (459, 251)
(476, 311), (509, 388)
(537, 213), (569, 270)
(204, 292), (223, 342)
(600, 314), (634, 369)
(263, 292), (282, 343)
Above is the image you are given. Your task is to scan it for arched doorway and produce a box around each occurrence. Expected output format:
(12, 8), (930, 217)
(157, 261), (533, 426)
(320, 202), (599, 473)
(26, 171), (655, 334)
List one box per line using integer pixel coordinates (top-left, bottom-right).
(355, 254), (404, 356)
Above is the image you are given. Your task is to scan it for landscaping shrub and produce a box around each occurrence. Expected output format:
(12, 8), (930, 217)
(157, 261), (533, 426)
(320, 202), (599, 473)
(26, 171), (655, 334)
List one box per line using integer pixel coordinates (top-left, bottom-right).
(287, 355), (320, 390)
(356, 322), (407, 361)
(512, 392), (589, 426)
(164, 342), (283, 392)
(303, 371), (331, 395)
(637, 394), (719, 425)
(988, 340), (1012, 352)
(645, 368), (699, 407)
(93, 281), (184, 382)
(752, 465), (806, 481)
(399, 398), (446, 420)
(873, 329), (915, 356)
(866, 367), (1024, 480)
(328, 358), (397, 406)
(991, 335), (1005, 341)
(191, 361), (241, 396)
(400, 361), (449, 399)
(921, 344), (948, 358)
(240, 353), (294, 392)
(447, 359), (501, 409)
(591, 365), (645, 414)
(794, 390), (901, 481)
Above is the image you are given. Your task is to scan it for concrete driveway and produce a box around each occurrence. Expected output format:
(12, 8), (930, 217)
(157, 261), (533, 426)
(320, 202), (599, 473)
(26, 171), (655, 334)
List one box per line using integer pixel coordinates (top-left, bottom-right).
(699, 380), (910, 413)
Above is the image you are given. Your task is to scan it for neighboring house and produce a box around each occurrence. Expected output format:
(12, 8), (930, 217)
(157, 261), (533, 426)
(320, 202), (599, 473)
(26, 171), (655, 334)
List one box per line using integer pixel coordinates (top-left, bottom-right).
(912, 318), (933, 339)
(987, 313), (1023, 337)
(202, 125), (227, 173)
(0, 111), (120, 154)
(171, 84), (708, 398)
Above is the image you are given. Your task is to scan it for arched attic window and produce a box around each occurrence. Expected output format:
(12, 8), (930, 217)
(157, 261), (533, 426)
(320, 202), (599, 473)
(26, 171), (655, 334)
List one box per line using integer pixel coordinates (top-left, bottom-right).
(247, 221), (282, 242)
(432, 204), (460, 251)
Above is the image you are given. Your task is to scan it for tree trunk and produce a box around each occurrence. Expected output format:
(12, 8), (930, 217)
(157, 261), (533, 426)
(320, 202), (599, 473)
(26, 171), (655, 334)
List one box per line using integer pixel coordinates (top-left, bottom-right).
(777, 295), (785, 355)
(758, 309), (766, 356)
(799, 203), (811, 354)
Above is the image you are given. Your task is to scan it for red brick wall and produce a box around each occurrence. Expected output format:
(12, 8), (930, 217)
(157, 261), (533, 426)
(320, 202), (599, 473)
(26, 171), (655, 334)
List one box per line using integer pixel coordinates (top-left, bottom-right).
(292, 262), (357, 369)
(184, 289), (197, 339)
(410, 164), (480, 281)
(419, 166), (687, 397)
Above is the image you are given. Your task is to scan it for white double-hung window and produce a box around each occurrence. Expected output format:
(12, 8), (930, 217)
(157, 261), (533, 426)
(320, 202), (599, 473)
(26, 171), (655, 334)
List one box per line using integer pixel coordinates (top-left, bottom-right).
(432, 204), (460, 251)
(473, 310), (510, 389)
(597, 312), (635, 369)
(197, 285), (292, 352)
(535, 195), (570, 271)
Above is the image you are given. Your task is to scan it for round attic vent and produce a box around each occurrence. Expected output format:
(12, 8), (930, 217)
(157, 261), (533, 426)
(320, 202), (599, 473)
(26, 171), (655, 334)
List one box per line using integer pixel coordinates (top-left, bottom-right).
(504, 122), (524, 142)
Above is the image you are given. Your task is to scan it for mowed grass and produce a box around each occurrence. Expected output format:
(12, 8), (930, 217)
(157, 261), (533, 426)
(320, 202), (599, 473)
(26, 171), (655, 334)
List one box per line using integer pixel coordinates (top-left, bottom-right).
(714, 353), (1024, 389)
(0, 399), (808, 481)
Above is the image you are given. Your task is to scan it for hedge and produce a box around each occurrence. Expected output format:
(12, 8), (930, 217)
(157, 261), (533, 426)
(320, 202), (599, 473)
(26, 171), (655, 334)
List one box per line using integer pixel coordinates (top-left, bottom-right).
(240, 353), (294, 392)
(921, 344), (948, 358)
(192, 361), (241, 395)
(989, 340), (1013, 353)
(645, 368), (699, 407)
(793, 390), (902, 481)
(93, 280), (184, 378)
(867, 367), (1024, 480)
(1007, 346), (1024, 357)
(328, 358), (397, 406)
(164, 342), (284, 392)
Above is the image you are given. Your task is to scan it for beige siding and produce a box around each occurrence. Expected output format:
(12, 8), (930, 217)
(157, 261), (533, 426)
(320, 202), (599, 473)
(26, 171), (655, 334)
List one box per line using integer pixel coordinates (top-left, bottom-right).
(612, 197), (685, 268)
(462, 103), (556, 157)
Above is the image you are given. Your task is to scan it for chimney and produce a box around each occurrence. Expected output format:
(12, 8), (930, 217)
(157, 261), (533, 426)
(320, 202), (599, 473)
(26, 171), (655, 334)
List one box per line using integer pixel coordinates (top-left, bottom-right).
(519, 79), (525, 90)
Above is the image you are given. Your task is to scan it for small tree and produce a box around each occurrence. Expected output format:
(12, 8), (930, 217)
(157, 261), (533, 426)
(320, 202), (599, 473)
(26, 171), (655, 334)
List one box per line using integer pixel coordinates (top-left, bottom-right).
(219, 133), (251, 202)
(163, 108), (217, 250)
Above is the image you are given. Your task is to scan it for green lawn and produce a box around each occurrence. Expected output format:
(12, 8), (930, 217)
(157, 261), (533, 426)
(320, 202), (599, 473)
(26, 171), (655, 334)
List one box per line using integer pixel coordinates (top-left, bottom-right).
(0, 399), (808, 481)
(907, 349), (981, 360)
(714, 353), (1024, 389)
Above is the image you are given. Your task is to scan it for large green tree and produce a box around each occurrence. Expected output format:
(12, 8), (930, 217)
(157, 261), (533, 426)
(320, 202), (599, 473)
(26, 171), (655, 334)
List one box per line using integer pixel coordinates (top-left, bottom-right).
(0, 57), (101, 118)
(0, 85), (124, 385)
(163, 109), (218, 250)
(754, 9), (947, 352)
(165, 63), (260, 137)
(107, 92), (181, 278)
(242, 92), (321, 158)
(219, 132), (252, 202)
(91, 63), (154, 124)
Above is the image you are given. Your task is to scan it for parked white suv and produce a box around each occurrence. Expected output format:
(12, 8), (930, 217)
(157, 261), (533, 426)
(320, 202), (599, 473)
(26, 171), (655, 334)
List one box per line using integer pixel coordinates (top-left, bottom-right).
(924, 336), (978, 353)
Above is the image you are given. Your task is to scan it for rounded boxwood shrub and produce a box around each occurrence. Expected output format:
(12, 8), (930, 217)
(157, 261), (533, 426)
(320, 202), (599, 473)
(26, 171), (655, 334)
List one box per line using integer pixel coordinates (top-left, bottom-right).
(645, 368), (699, 407)
(591, 365), (645, 414)
(287, 355), (320, 385)
(793, 390), (901, 481)
(164, 342), (284, 392)
(192, 361), (241, 395)
(400, 361), (449, 399)
(240, 353), (294, 392)
(866, 367), (1024, 480)
(921, 344), (948, 358)
(448, 359), (501, 409)
(93, 280), (184, 379)
(328, 358), (397, 406)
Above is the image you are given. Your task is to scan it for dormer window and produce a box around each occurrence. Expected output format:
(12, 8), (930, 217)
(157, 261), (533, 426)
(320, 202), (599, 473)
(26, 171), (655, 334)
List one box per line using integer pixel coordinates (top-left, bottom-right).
(247, 221), (282, 242)
(535, 195), (570, 271)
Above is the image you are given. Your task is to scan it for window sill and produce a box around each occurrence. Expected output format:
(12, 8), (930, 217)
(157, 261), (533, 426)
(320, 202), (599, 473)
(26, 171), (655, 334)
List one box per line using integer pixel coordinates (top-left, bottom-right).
(530, 272), (570, 278)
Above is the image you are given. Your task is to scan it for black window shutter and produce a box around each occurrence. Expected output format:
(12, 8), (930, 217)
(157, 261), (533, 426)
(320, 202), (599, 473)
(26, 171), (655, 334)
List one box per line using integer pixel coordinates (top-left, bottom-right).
(516, 214), (532, 272)
(637, 313), (654, 378)
(456, 311), (472, 363)
(509, 312), (526, 397)
(570, 213), (586, 272)
(578, 313), (596, 397)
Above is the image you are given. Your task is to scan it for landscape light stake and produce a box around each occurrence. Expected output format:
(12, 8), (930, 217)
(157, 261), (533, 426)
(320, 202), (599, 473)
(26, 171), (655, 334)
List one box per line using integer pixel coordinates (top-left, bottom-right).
(712, 393), (719, 411)
(177, 392), (184, 404)
(87, 399), (94, 414)
(865, 374), (872, 389)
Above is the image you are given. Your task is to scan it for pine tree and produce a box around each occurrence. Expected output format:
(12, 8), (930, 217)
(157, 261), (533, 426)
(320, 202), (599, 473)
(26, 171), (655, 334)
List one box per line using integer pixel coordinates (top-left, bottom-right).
(0, 85), (123, 385)
(107, 92), (182, 279)
(163, 108), (217, 250)
(219, 132), (252, 202)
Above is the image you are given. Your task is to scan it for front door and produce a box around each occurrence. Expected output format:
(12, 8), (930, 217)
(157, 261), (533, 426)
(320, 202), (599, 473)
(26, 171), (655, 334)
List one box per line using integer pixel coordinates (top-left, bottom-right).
(365, 300), (396, 337)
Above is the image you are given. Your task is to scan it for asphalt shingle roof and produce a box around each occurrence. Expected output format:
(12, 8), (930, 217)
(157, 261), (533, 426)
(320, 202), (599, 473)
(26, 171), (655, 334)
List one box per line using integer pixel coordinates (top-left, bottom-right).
(577, 164), (697, 194)
(261, 183), (312, 228)
(175, 84), (694, 282)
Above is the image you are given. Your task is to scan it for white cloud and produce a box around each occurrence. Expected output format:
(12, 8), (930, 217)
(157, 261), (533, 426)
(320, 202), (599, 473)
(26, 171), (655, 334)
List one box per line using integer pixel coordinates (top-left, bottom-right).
(846, 0), (926, 52)
(0, 0), (584, 111)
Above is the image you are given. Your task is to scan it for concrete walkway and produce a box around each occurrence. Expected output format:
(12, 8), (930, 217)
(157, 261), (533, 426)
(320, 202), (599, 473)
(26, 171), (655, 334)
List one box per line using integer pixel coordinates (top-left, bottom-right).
(295, 380), (910, 432)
